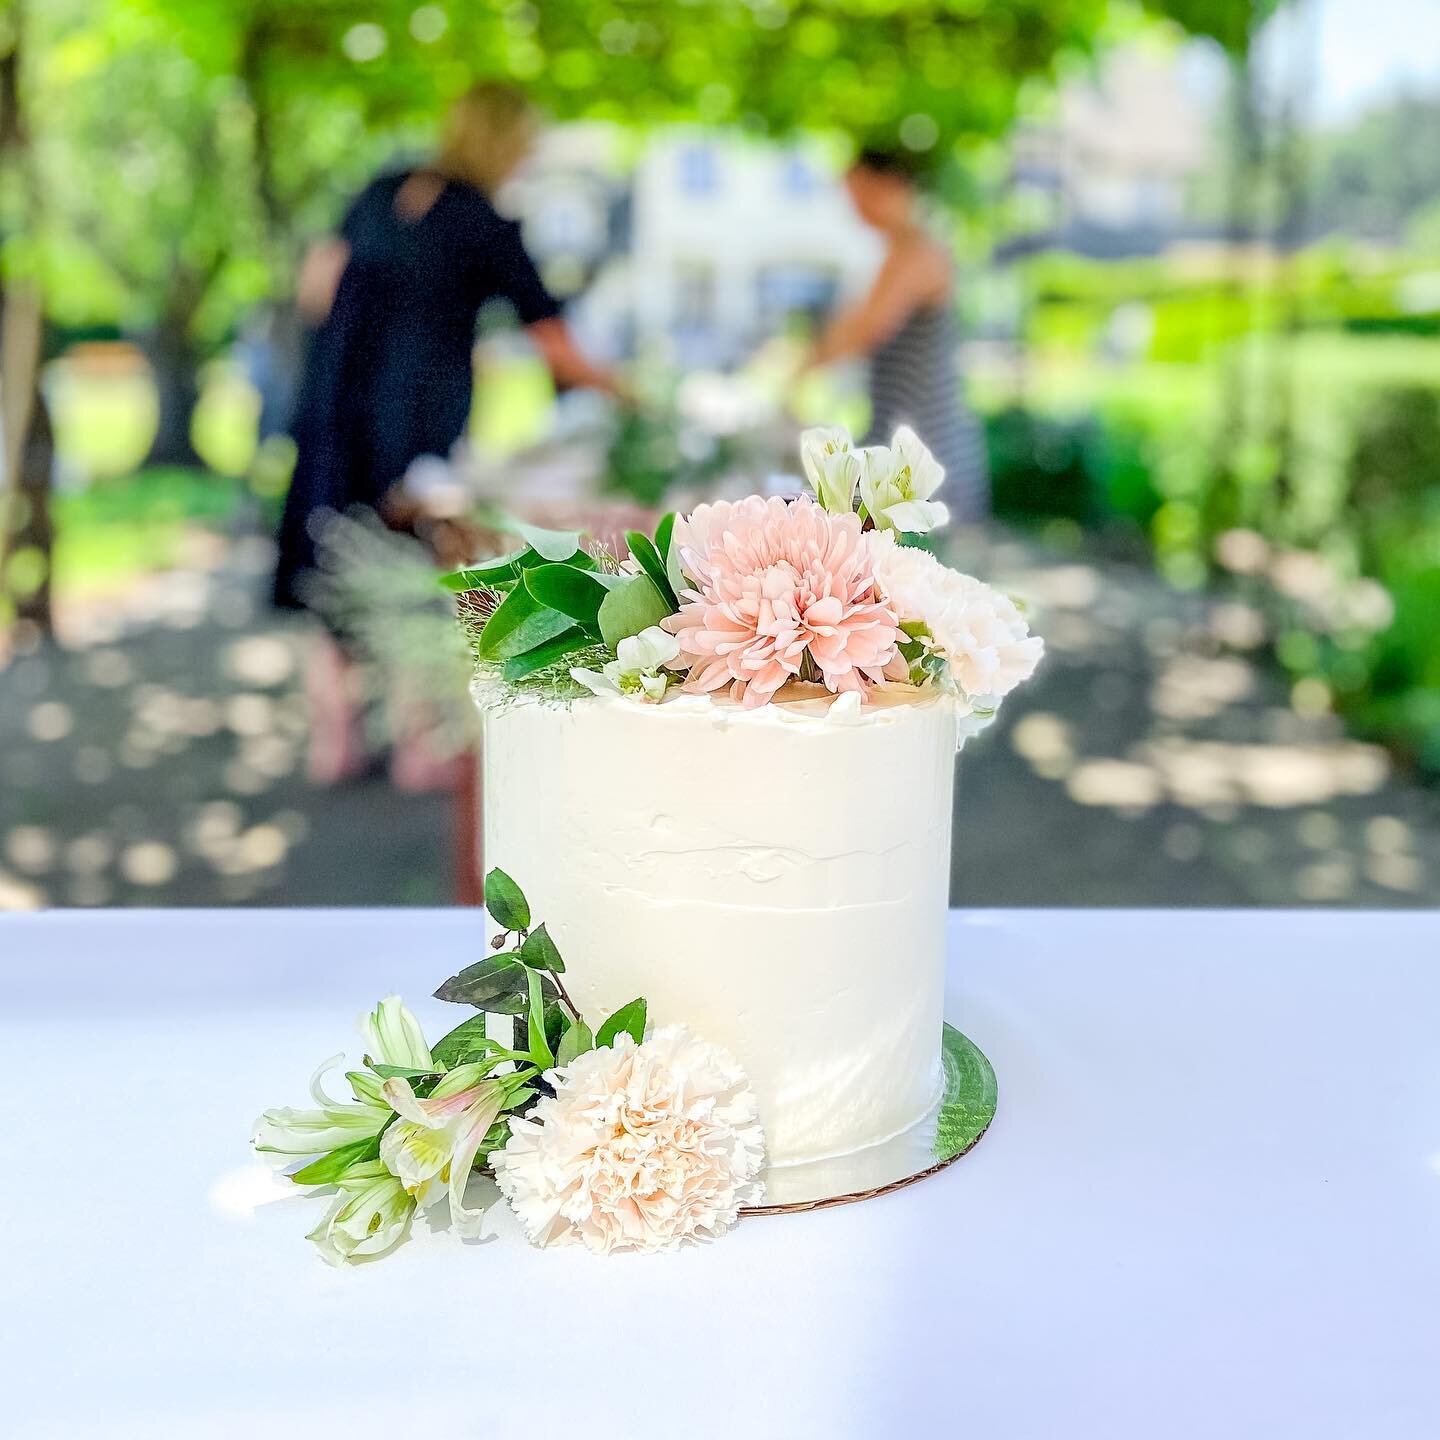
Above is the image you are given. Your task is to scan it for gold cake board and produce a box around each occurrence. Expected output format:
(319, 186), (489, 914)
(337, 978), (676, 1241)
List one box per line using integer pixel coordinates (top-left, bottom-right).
(741, 1024), (997, 1216)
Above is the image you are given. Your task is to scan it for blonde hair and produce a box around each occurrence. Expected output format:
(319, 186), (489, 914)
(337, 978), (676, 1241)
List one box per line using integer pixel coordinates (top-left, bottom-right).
(437, 82), (536, 194)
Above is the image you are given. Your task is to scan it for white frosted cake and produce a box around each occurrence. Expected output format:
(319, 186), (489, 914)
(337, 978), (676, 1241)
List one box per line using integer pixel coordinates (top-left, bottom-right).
(483, 686), (959, 1166)
(255, 422), (1041, 1264)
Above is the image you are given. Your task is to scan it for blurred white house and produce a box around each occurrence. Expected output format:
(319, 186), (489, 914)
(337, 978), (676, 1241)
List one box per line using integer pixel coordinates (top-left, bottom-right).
(1005, 45), (1217, 257)
(513, 128), (880, 367)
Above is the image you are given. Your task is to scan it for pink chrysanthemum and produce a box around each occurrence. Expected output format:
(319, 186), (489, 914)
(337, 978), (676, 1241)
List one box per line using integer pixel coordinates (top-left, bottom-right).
(665, 495), (904, 707)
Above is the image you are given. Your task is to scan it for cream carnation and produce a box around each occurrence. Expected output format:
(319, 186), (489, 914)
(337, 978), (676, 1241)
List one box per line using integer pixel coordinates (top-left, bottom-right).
(493, 1025), (765, 1254)
(868, 533), (1044, 704)
(666, 494), (904, 707)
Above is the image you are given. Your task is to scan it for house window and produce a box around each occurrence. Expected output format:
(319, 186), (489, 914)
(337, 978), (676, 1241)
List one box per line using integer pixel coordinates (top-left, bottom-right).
(677, 144), (719, 195)
(780, 152), (815, 196)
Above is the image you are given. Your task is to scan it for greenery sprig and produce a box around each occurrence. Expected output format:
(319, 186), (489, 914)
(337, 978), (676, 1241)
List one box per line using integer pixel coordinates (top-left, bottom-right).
(441, 516), (683, 687)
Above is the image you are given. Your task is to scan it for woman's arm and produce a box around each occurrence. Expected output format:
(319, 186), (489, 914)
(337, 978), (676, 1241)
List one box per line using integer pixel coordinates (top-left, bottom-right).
(806, 240), (946, 368)
(526, 316), (622, 397)
(295, 236), (350, 325)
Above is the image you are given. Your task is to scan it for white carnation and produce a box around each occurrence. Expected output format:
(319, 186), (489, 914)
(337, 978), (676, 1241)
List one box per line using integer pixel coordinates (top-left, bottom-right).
(493, 1025), (765, 1254)
(868, 532), (1044, 707)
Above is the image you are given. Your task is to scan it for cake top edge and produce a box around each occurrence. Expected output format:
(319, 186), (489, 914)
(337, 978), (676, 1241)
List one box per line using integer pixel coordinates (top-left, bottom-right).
(473, 680), (964, 728)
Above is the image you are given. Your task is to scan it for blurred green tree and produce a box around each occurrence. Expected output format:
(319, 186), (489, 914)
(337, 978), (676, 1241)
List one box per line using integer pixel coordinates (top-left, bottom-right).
(3, 0), (1285, 636)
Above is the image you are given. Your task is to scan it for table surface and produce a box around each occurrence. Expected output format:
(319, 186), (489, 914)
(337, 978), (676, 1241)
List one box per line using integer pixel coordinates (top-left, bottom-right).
(4, 908), (1438, 1440)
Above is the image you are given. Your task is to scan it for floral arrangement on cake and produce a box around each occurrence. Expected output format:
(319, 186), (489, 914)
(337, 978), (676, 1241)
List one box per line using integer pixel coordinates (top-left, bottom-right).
(443, 424), (1042, 718)
(254, 868), (764, 1262)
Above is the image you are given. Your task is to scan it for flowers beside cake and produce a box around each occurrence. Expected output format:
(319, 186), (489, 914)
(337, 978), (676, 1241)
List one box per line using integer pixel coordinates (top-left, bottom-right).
(445, 422), (1041, 719)
(254, 868), (764, 1261)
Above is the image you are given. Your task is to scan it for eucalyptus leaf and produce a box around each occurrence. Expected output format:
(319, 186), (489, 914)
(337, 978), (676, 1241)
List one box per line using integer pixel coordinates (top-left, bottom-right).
(555, 1017), (594, 1066)
(526, 968), (553, 1068)
(624, 531), (677, 608)
(598, 575), (672, 650)
(289, 1135), (381, 1186)
(595, 997), (647, 1048)
(514, 520), (584, 562)
(477, 585), (574, 661)
(501, 627), (589, 682)
(519, 922), (564, 973)
(523, 564), (610, 627)
(484, 868), (531, 931)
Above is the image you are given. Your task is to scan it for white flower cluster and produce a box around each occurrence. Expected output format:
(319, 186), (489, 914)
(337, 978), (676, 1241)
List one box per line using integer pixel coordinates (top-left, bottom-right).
(494, 1025), (765, 1254)
(868, 533), (1044, 713)
(800, 423), (949, 535)
(253, 997), (509, 1264)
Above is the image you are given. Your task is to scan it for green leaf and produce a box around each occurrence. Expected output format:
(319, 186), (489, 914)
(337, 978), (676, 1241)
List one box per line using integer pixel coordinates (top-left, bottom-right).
(485, 868), (531, 931)
(434, 953), (554, 1009)
(526, 967), (554, 1068)
(366, 1061), (435, 1080)
(500, 627), (590, 682)
(597, 575), (672, 650)
(543, 1000), (567, 1054)
(523, 564), (610, 627)
(555, 1017), (594, 1066)
(624, 530), (677, 608)
(477, 585), (574, 661)
(519, 922), (564, 973)
(595, 997), (647, 1048)
(657, 512), (685, 594)
(514, 520), (584, 562)
(289, 1135), (380, 1186)
(439, 547), (530, 592)
(431, 1014), (498, 1069)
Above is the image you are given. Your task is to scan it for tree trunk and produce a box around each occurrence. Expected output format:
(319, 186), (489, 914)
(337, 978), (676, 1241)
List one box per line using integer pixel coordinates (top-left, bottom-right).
(8, 374), (54, 633)
(0, 2), (56, 638)
(141, 319), (203, 469)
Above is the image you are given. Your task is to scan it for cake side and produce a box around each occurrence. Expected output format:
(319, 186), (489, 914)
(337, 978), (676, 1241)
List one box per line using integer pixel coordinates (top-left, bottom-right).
(482, 689), (958, 1165)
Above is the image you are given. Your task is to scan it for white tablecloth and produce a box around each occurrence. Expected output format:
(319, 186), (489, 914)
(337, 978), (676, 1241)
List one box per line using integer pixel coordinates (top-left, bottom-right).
(4, 909), (1437, 1439)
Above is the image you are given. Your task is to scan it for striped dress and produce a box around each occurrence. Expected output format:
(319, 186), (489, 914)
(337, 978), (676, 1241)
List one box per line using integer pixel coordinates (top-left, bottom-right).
(866, 302), (989, 523)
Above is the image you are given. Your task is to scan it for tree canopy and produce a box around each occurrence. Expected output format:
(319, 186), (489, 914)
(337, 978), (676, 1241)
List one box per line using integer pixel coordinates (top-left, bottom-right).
(16, 0), (1274, 344)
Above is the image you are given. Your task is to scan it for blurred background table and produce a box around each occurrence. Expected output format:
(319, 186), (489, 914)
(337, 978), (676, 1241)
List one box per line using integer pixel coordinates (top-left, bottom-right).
(5, 908), (1437, 1440)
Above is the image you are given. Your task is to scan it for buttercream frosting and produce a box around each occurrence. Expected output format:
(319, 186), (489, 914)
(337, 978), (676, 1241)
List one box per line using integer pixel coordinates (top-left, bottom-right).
(480, 686), (958, 1165)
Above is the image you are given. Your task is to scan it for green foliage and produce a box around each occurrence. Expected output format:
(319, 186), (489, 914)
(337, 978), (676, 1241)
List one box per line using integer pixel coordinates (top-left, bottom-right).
(597, 574), (671, 649)
(475, 584), (575, 661)
(556, 1018), (594, 1066)
(519, 922), (565, 973)
(483, 867), (531, 933)
(624, 530), (678, 609)
(430, 1014), (495, 1069)
(523, 563), (613, 626)
(596, 998), (647, 1049)
(433, 953), (547, 1010)
(290, 1134), (381, 1186)
(500, 628), (591, 682)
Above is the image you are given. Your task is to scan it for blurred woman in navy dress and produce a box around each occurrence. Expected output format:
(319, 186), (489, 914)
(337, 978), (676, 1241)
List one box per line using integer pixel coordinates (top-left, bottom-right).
(276, 83), (617, 782)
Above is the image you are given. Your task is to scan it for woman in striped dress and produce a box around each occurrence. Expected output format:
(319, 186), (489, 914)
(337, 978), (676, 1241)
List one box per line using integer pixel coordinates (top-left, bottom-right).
(805, 149), (988, 522)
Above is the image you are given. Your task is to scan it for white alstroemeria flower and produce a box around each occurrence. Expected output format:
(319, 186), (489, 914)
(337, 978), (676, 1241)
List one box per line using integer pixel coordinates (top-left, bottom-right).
(380, 1063), (508, 1235)
(799, 425), (862, 515)
(859, 426), (950, 534)
(252, 1052), (391, 1161)
(361, 995), (433, 1071)
(306, 1161), (415, 1266)
(571, 625), (680, 703)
